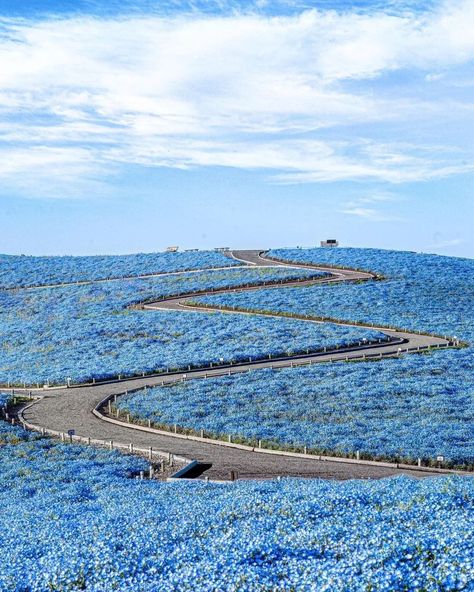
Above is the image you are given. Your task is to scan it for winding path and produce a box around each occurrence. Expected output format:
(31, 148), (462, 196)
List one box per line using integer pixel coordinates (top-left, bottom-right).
(17, 251), (455, 481)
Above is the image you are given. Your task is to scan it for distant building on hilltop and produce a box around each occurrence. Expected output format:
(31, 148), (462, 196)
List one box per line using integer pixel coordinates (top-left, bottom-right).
(320, 239), (339, 248)
(166, 246), (179, 252)
(214, 247), (230, 252)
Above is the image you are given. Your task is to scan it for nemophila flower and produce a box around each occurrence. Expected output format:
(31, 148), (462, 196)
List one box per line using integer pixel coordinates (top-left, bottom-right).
(0, 250), (240, 289)
(0, 424), (460, 592)
(202, 248), (473, 342)
(116, 248), (473, 467)
(0, 247), (472, 588)
(0, 265), (331, 385)
(117, 346), (473, 465)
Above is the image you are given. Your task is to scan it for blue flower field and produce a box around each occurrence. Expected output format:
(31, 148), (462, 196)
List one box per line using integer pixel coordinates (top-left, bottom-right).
(121, 248), (473, 466)
(0, 249), (240, 289)
(0, 420), (472, 591)
(119, 353), (473, 465)
(0, 264), (377, 386)
(200, 248), (473, 338)
(1, 246), (473, 589)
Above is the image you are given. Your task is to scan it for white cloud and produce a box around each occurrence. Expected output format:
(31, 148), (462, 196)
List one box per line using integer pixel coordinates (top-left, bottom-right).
(339, 192), (402, 222)
(426, 237), (465, 249)
(0, 1), (473, 196)
(340, 207), (398, 222)
(425, 72), (445, 82)
(0, 146), (112, 199)
(272, 141), (474, 184)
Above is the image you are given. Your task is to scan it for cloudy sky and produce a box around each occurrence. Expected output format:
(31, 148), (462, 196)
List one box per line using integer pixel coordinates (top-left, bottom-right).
(0, 0), (473, 256)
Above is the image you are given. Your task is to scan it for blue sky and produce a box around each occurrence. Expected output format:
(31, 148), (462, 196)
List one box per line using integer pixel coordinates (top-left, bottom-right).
(0, 0), (472, 256)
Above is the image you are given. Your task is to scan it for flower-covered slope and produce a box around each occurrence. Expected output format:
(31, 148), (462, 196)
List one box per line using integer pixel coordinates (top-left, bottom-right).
(201, 248), (474, 338)
(0, 420), (472, 591)
(119, 353), (473, 465)
(0, 249), (240, 289)
(0, 265), (379, 386)
(122, 248), (473, 466)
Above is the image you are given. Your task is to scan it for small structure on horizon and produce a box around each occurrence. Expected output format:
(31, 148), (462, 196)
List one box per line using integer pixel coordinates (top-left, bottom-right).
(166, 246), (179, 253)
(214, 247), (230, 252)
(320, 239), (339, 248)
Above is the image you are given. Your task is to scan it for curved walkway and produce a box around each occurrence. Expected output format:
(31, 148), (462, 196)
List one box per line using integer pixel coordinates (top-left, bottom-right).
(17, 251), (456, 481)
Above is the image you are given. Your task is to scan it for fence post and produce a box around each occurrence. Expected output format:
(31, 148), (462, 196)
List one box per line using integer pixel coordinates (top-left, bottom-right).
(148, 447), (153, 460)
